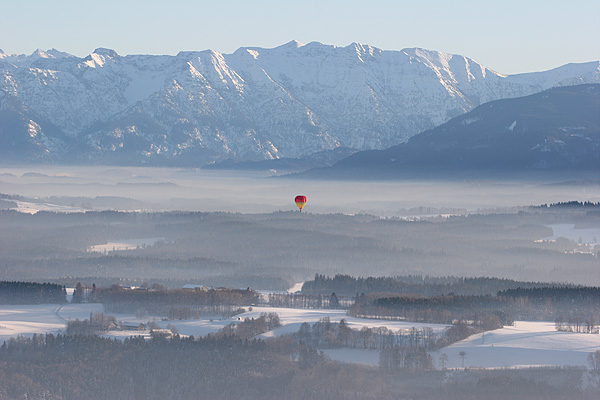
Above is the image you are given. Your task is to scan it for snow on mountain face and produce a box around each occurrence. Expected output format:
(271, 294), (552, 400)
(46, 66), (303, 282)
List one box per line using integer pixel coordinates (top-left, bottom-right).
(1, 42), (598, 165)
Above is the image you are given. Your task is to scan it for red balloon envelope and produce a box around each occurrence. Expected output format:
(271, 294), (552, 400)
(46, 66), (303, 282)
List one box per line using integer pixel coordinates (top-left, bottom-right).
(295, 195), (307, 211)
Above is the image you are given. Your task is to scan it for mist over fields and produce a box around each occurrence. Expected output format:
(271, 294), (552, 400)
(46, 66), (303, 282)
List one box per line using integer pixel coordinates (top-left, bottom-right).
(2, 3), (599, 397)
(1, 166), (598, 215)
(1, 166), (598, 287)
(1, 166), (599, 400)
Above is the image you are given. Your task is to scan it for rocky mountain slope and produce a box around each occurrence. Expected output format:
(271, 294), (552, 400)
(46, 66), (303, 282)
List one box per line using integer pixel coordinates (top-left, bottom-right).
(1, 42), (598, 165)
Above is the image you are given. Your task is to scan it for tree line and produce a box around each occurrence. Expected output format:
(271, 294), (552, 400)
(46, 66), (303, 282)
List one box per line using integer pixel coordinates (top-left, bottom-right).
(0, 281), (66, 304)
(301, 273), (567, 297)
(74, 284), (260, 317)
(531, 201), (600, 209)
(349, 294), (510, 328)
(1, 331), (597, 399)
(263, 292), (349, 309)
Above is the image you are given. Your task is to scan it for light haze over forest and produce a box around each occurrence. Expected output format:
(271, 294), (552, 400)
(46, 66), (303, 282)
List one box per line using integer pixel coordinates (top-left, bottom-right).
(1, 2), (599, 399)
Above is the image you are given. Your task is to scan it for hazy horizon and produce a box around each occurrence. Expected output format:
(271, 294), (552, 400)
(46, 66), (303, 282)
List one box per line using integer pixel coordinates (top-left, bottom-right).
(1, 166), (598, 215)
(2, 1), (599, 74)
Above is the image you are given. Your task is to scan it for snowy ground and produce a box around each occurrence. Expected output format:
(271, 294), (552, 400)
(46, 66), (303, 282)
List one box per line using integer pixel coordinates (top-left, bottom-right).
(0, 303), (102, 342)
(249, 307), (449, 339)
(545, 224), (600, 245)
(87, 238), (164, 253)
(0, 304), (65, 342)
(14, 200), (87, 214)
(287, 282), (304, 293)
(433, 321), (600, 369)
(1, 305), (598, 369)
(0, 304), (447, 343)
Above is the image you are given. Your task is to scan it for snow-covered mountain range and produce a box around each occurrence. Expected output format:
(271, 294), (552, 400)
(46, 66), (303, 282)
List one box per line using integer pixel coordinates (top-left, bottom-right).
(1, 41), (598, 165)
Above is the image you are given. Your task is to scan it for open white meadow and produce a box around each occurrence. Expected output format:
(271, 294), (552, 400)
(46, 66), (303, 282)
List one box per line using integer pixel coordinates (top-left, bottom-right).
(87, 238), (164, 253)
(2, 304), (599, 369)
(14, 200), (88, 214)
(433, 321), (600, 369)
(0, 305), (66, 342)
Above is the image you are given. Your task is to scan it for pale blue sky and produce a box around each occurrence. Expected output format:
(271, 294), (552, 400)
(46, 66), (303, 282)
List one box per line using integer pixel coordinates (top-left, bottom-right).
(1, 0), (598, 74)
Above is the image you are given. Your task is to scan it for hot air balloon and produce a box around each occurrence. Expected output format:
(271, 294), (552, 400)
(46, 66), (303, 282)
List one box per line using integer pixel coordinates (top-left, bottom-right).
(295, 195), (307, 211)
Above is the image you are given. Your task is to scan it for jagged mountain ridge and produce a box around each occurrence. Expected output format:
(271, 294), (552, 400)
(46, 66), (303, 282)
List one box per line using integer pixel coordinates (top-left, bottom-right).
(1, 42), (599, 165)
(299, 84), (600, 179)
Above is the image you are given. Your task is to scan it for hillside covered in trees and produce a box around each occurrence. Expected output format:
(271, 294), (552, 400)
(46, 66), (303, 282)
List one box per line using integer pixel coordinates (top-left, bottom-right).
(0, 333), (597, 400)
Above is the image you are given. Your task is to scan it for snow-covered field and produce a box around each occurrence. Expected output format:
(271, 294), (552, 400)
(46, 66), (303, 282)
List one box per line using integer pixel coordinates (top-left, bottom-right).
(14, 200), (87, 214)
(433, 321), (600, 369)
(87, 238), (164, 253)
(249, 307), (449, 338)
(0, 304), (448, 343)
(0, 305), (66, 342)
(0, 303), (102, 342)
(545, 224), (600, 245)
(2, 304), (598, 369)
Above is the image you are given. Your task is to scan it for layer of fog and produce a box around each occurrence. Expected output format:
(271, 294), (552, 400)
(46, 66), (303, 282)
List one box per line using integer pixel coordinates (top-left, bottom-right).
(545, 224), (600, 244)
(1, 166), (598, 216)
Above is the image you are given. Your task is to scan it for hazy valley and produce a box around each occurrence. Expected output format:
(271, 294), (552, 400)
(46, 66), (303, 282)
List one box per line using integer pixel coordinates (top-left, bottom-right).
(1, 33), (600, 399)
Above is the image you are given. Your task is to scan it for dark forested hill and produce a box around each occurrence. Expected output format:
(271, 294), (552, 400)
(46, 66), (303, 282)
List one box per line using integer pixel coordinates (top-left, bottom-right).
(301, 84), (600, 179)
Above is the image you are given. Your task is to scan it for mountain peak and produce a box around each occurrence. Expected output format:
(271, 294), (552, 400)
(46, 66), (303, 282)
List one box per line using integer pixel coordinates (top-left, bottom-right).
(346, 42), (381, 58)
(276, 40), (305, 50)
(82, 48), (120, 68)
(232, 40), (305, 57)
(46, 48), (74, 59)
(30, 49), (53, 59)
(92, 48), (119, 58)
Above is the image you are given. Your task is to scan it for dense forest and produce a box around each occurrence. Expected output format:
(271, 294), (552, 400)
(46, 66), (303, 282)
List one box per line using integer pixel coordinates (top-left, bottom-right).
(348, 288), (599, 327)
(0, 204), (598, 288)
(0, 333), (597, 400)
(301, 274), (570, 296)
(0, 281), (66, 304)
(300, 274), (600, 329)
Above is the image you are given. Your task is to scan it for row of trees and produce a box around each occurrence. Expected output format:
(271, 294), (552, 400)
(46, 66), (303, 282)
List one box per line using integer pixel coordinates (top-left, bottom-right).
(221, 312), (282, 339)
(379, 346), (433, 371)
(498, 286), (600, 303)
(347, 285), (600, 327)
(72, 283), (259, 317)
(263, 292), (347, 309)
(293, 317), (441, 351)
(555, 315), (599, 334)
(497, 287), (600, 321)
(349, 294), (509, 329)
(66, 312), (118, 335)
(274, 316), (480, 360)
(301, 273), (566, 297)
(531, 201), (600, 209)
